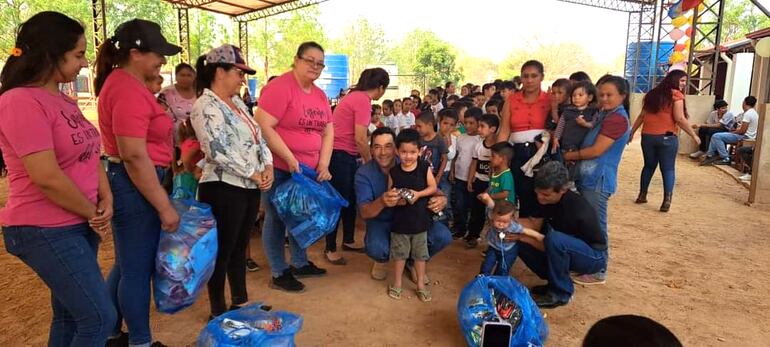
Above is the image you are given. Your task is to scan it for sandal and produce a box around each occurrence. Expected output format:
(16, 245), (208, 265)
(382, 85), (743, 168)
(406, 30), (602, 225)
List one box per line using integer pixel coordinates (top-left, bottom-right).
(388, 285), (402, 300)
(324, 250), (347, 265)
(416, 288), (432, 302)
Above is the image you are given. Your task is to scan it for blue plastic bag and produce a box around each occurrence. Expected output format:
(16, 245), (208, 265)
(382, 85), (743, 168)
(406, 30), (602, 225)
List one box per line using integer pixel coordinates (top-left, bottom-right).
(457, 276), (548, 347)
(154, 198), (218, 314)
(197, 303), (303, 347)
(270, 164), (349, 249)
(171, 172), (198, 200)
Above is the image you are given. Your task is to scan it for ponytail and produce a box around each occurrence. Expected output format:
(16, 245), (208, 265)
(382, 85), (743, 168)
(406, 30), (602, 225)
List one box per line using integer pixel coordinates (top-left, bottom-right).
(352, 67), (389, 92)
(194, 54), (234, 97)
(94, 39), (129, 96)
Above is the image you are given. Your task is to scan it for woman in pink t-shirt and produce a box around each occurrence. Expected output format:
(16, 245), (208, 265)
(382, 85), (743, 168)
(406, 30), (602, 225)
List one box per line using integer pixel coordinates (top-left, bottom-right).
(94, 19), (181, 347)
(325, 68), (389, 264)
(0, 12), (116, 346)
(255, 41), (333, 292)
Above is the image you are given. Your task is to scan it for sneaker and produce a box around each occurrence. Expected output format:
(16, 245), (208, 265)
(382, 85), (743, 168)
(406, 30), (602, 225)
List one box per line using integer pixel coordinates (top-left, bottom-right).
(371, 261), (388, 280)
(739, 173), (752, 181)
(105, 332), (129, 347)
(290, 261), (327, 278)
(269, 269), (305, 292)
(689, 150), (705, 159)
(452, 230), (466, 239)
(465, 238), (478, 249)
(715, 158), (731, 165)
(699, 156), (719, 166)
(246, 258), (260, 272)
(571, 273), (607, 285)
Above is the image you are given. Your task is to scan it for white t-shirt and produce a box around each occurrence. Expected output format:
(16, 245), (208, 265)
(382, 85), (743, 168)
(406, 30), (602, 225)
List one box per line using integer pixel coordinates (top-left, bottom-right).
(398, 112), (415, 130)
(454, 134), (479, 180)
(443, 134), (457, 172)
(742, 108), (760, 140)
(431, 102), (444, 116)
(472, 138), (492, 182)
(384, 114), (399, 131)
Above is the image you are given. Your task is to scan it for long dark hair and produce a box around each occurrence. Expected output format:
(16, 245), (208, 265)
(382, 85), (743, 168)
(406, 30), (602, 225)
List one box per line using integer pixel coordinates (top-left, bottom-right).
(194, 55), (235, 96)
(0, 12), (84, 95)
(352, 68), (389, 91)
(642, 70), (687, 114)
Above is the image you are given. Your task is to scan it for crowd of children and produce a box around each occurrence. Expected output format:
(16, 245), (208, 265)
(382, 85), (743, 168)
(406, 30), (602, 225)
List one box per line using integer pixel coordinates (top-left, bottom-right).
(364, 73), (612, 283)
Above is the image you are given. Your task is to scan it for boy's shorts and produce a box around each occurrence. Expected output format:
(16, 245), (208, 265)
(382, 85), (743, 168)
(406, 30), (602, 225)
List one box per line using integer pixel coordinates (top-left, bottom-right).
(390, 232), (429, 261)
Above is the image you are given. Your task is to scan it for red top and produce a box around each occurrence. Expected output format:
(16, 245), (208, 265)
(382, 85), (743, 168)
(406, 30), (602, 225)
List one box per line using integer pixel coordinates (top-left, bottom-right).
(507, 91), (550, 132)
(642, 89), (683, 135)
(98, 69), (174, 167)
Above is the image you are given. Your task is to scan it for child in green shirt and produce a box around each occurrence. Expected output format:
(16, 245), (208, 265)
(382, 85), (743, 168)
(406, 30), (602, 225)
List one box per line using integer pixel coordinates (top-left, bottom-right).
(484, 142), (516, 204)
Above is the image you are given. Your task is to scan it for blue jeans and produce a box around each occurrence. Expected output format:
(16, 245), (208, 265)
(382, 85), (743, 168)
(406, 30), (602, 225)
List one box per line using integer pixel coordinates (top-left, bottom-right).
(707, 132), (744, 159)
(326, 150), (358, 252)
(438, 172), (452, 225)
(518, 229), (607, 301)
(364, 219), (452, 263)
(480, 245), (519, 276)
(262, 169), (310, 278)
(640, 134), (679, 194)
(452, 178), (471, 235)
(106, 163), (165, 346)
(579, 185), (611, 279)
(3, 224), (117, 347)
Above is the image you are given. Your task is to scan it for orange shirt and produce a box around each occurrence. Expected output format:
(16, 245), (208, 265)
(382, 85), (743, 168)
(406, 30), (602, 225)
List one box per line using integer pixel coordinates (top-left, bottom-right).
(641, 89), (684, 135)
(507, 90), (550, 133)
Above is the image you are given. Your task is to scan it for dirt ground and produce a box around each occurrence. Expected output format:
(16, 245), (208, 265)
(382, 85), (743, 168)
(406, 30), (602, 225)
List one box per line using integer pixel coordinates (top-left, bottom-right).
(1, 144), (769, 347)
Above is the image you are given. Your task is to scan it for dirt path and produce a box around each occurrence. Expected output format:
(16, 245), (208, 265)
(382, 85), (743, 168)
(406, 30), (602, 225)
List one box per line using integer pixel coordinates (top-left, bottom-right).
(1, 145), (769, 346)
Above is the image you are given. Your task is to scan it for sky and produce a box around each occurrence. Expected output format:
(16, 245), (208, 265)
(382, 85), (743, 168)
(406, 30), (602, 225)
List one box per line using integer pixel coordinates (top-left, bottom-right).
(315, 0), (631, 65)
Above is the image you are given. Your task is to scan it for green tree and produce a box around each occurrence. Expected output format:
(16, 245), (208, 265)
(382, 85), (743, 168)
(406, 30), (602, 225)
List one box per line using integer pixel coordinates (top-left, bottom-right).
(720, 0), (770, 42)
(247, 7), (326, 84)
(413, 39), (463, 89)
(328, 17), (388, 84)
(389, 29), (463, 91)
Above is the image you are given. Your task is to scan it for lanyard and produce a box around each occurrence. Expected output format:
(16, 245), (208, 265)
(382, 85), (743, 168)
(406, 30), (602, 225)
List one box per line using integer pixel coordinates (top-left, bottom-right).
(232, 107), (259, 144)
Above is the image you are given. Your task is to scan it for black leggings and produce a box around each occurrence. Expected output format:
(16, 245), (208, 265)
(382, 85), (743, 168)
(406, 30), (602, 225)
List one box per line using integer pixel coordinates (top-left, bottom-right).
(511, 143), (538, 218)
(198, 181), (260, 316)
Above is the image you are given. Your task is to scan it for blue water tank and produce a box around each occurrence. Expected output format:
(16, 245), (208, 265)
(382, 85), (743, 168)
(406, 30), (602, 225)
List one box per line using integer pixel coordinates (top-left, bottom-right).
(247, 78), (258, 98)
(625, 41), (676, 92)
(315, 54), (349, 99)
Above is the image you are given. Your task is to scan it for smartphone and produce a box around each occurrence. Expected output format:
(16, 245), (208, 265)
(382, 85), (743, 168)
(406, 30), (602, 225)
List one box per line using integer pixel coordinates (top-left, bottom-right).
(480, 321), (512, 347)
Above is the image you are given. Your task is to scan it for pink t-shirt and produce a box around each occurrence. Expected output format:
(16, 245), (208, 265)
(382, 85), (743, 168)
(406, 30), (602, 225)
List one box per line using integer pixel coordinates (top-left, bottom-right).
(257, 72), (332, 171)
(98, 69), (174, 167)
(159, 85), (196, 141)
(0, 87), (101, 227)
(332, 90), (371, 155)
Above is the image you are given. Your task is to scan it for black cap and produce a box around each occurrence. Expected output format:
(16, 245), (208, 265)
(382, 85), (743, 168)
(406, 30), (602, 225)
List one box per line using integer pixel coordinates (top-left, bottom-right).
(113, 19), (181, 56)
